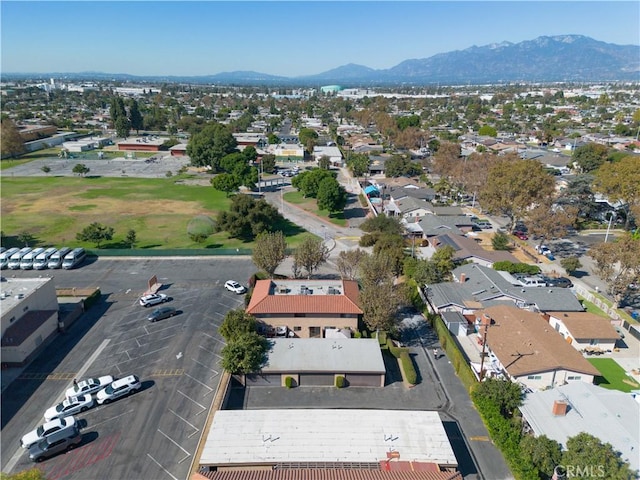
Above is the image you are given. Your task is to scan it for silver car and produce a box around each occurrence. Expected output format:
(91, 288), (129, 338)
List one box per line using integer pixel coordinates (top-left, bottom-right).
(29, 426), (82, 462)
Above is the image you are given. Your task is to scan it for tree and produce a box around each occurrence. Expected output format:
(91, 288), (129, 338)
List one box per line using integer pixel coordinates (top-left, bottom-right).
(1, 118), (26, 159)
(219, 309), (258, 342)
(1, 467), (47, 480)
(221, 332), (269, 374)
(125, 229), (137, 248)
(296, 169), (335, 198)
(527, 202), (577, 249)
(479, 157), (555, 230)
(242, 145), (258, 163)
(473, 378), (523, 417)
(316, 177), (347, 213)
(594, 156), (640, 230)
(573, 143), (610, 173)
(318, 155), (331, 170)
(76, 222), (114, 248)
(293, 236), (329, 279)
(360, 215), (403, 236)
(129, 99), (144, 134)
(216, 194), (283, 241)
(347, 152), (369, 179)
(562, 432), (635, 480)
(260, 154), (276, 174)
(358, 252), (405, 331)
(41, 165), (51, 174)
(17, 231), (34, 247)
(298, 127), (318, 153)
(114, 115), (131, 139)
(491, 231), (511, 251)
(430, 141), (461, 178)
(520, 435), (563, 480)
(267, 133), (280, 145)
(186, 122), (238, 170)
(589, 232), (640, 305)
(336, 248), (366, 280)
(252, 231), (287, 278)
(478, 125), (497, 137)
(384, 155), (421, 178)
(72, 163), (90, 177)
(557, 174), (596, 222)
(211, 173), (240, 196)
(560, 256), (582, 276)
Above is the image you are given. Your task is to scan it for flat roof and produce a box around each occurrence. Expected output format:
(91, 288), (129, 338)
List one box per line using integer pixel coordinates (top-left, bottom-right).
(0, 277), (52, 313)
(201, 409), (458, 467)
(263, 338), (385, 374)
(117, 136), (166, 146)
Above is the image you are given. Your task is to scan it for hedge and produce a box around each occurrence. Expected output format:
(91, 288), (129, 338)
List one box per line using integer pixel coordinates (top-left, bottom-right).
(83, 289), (101, 310)
(387, 338), (407, 359)
(335, 375), (345, 388)
(284, 376), (294, 388)
(431, 313), (477, 392)
(399, 352), (417, 385)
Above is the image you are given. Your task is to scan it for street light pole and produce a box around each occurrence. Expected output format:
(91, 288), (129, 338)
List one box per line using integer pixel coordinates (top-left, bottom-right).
(604, 211), (615, 243)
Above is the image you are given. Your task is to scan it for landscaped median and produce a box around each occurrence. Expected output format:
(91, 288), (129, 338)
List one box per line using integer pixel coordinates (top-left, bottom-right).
(373, 331), (417, 387)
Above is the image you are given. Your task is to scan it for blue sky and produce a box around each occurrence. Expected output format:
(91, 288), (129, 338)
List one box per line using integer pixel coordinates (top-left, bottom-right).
(1, 1), (638, 77)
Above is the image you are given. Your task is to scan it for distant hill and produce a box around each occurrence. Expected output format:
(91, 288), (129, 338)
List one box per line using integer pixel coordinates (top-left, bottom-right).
(3, 35), (638, 86)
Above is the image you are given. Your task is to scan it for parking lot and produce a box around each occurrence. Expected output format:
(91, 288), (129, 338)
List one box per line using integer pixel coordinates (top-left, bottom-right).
(1, 257), (255, 479)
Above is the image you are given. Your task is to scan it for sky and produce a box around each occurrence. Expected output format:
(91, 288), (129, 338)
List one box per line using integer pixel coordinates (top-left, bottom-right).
(1, 1), (639, 77)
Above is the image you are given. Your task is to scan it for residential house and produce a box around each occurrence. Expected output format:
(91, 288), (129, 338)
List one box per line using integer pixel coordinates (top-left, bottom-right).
(431, 233), (520, 268)
(403, 215), (475, 241)
(519, 382), (639, 473)
(546, 311), (620, 353)
(476, 305), (599, 390)
(245, 279), (362, 338)
(312, 145), (343, 167)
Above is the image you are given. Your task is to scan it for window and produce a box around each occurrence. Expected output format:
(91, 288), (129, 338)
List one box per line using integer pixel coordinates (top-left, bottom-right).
(554, 323), (560, 332)
(293, 326), (301, 332)
(294, 313), (305, 318)
(589, 339), (599, 346)
(527, 375), (542, 380)
(567, 376), (581, 381)
(309, 327), (321, 338)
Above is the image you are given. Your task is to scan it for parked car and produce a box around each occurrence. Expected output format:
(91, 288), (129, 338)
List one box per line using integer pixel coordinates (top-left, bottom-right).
(96, 375), (141, 405)
(147, 306), (176, 322)
(513, 231), (528, 240)
(44, 395), (94, 422)
(517, 276), (547, 288)
(544, 277), (573, 288)
(139, 293), (169, 307)
(21, 416), (77, 449)
(535, 244), (552, 256)
(65, 375), (114, 399)
(224, 280), (247, 294)
(474, 220), (493, 229)
(29, 426), (82, 462)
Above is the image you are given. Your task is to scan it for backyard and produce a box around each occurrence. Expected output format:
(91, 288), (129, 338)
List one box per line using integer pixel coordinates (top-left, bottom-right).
(588, 358), (640, 393)
(1, 176), (311, 250)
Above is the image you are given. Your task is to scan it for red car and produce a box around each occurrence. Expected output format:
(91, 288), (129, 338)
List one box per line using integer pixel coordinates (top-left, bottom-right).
(513, 231), (528, 240)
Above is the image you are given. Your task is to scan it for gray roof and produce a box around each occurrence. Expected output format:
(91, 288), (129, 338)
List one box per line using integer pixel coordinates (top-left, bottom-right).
(520, 382), (639, 473)
(428, 264), (584, 312)
(432, 206), (464, 216)
(395, 196), (434, 215)
(416, 215), (474, 237)
(262, 338), (385, 374)
(389, 186), (436, 201)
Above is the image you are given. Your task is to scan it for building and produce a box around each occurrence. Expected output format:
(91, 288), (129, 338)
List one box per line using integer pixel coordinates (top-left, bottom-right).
(1, 277), (59, 365)
(117, 136), (166, 152)
(169, 143), (188, 156)
(312, 145), (343, 166)
(246, 279), (362, 338)
(200, 409), (459, 472)
(431, 234), (519, 268)
(546, 311), (621, 353)
(246, 338), (386, 387)
(476, 305), (599, 390)
(272, 143), (304, 162)
(519, 382), (639, 473)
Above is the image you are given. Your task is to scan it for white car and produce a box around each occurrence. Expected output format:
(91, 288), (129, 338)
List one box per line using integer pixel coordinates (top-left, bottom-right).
(96, 375), (141, 405)
(20, 416), (77, 449)
(65, 375), (114, 399)
(139, 293), (168, 307)
(224, 280), (246, 294)
(44, 395), (94, 422)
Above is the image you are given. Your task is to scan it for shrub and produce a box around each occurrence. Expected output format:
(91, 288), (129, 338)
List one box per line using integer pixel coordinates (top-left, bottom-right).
(83, 289), (101, 309)
(187, 215), (216, 243)
(353, 330), (362, 338)
(493, 261), (540, 275)
(358, 193), (368, 207)
(335, 375), (346, 388)
(361, 330), (369, 338)
(387, 338), (407, 358)
(284, 376), (294, 388)
(399, 352), (417, 384)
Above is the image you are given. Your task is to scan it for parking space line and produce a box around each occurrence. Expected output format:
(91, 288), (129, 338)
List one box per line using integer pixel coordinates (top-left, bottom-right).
(177, 389), (207, 413)
(198, 345), (216, 355)
(158, 428), (191, 462)
(201, 331), (225, 344)
(91, 409), (135, 428)
(168, 408), (199, 433)
(183, 372), (213, 391)
(147, 453), (179, 480)
(136, 337), (141, 347)
(191, 357), (218, 373)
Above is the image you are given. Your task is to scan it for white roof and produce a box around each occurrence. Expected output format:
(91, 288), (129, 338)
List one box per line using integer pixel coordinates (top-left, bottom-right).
(263, 338), (385, 374)
(201, 409), (458, 466)
(520, 382), (639, 472)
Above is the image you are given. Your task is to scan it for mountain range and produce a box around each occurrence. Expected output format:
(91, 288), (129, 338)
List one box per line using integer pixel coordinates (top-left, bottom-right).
(4, 35), (639, 86)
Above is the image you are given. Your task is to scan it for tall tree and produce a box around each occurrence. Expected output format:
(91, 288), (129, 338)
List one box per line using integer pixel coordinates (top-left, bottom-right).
(293, 236), (329, 279)
(260, 154), (276, 174)
(562, 432), (636, 480)
(480, 156), (555, 230)
(346, 152), (370, 179)
(298, 127), (318, 154)
(216, 194), (282, 240)
(589, 232), (640, 305)
(1, 119), (26, 159)
(252, 231), (287, 278)
(221, 332), (269, 374)
(473, 378), (523, 417)
(594, 156), (640, 229)
(358, 252), (405, 331)
(527, 202), (578, 249)
(336, 248), (366, 280)
(316, 177), (347, 213)
(219, 309), (258, 342)
(128, 99), (144, 134)
(430, 141), (461, 178)
(520, 435), (563, 480)
(296, 169), (335, 198)
(211, 173), (240, 196)
(187, 122), (238, 170)
(572, 143), (610, 173)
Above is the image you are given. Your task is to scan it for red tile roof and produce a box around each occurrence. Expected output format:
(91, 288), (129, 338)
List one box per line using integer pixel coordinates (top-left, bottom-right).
(246, 280), (362, 315)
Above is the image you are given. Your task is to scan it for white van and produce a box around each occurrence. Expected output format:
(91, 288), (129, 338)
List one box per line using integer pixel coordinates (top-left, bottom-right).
(1, 248), (20, 269)
(33, 247), (58, 270)
(8, 248), (32, 270)
(62, 248), (86, 270)
(48, 247), (71, 269)
(20, 248), (45, 270)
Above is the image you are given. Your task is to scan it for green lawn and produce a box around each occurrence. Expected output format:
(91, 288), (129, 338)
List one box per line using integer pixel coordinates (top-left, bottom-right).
(588, 358), (640, 392)
(578, 296), (611, 318)
(1, 176), (310, 250)
(283, 191), (348, 227)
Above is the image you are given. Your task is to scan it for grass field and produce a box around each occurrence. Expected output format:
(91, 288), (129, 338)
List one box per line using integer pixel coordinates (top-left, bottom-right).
(588, 358), (640, 392)
(1, 176), (312, 250)
(283, 191), (348, 227)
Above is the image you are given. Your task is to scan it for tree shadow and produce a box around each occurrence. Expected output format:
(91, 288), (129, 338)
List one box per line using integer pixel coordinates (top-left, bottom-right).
(0, 234), (43, 249)
(140, 244), (162, 249)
